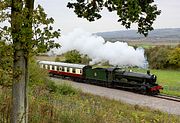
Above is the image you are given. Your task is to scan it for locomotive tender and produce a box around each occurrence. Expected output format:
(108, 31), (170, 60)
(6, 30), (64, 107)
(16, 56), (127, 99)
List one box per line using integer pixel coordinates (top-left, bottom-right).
(39, 61), (163, 95)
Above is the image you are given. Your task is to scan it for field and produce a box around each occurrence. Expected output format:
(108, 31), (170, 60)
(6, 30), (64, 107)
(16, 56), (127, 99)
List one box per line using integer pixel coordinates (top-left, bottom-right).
(127, 41), (179, 48)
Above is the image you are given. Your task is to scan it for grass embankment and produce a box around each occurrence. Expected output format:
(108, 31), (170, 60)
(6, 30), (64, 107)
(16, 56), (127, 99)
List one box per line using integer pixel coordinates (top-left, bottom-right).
(1, 83), (180, 123)
(132, 68), (180, 97)
(29, 87), (180, 123)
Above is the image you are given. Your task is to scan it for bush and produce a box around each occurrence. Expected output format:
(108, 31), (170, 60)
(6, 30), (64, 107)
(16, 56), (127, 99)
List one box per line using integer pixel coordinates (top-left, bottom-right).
(168, 47), (180, 68)
(0, 42), (13, 87)
(145, 45), (180, 69)
(29, 60), (49, 86)
(56, 83), (80, 95)
(64, 50), (81, 63)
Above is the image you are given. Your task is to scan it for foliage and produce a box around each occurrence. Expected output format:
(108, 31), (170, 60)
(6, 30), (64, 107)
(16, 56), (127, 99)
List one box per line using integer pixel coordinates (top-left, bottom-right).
(64, 50), (82, 63)
(0, 1), (61, 121)
(0, 42), (13, 86)
(168, 47), (180, 67)
(32, 5), (61, 53)
(29, 59), (49, 86)
(55, 83), (80, 95)
(145, 46), (171, 69)
(55, 51), (92, 64)
(67, 0), (161, 36)
(1, 82), (180, 122)
(145, 45), (180, 69)
(0, 1), (60, 54)
(14, 90), (180, 122)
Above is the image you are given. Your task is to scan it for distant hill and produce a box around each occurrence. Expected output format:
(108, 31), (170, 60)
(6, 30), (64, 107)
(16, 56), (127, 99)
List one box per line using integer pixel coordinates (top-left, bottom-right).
(95, 28), (180, 42)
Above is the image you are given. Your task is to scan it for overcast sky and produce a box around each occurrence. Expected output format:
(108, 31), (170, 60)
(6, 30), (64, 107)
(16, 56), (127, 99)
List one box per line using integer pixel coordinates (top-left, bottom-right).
(35, 0), (180, 35)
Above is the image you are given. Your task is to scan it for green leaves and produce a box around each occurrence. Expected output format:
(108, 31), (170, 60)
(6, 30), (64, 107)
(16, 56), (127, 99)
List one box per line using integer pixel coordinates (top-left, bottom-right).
(67, 0), (104, 21)
(67, 0), (161, 36)
(0, 42), (13, 86)
(145, 45), (180, 69)
(33, 5), (61, 53)
(168, 47), (180, 67)
(64, 50), (82, 63)
(0, 2), (61, 55)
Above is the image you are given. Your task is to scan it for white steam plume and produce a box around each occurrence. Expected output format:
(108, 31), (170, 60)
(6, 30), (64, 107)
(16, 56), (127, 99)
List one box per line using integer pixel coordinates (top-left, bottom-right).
(49, 28), (146, 67)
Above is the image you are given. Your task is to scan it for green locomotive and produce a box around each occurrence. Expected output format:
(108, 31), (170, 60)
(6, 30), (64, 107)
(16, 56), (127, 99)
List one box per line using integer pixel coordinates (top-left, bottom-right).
(83, 66), (162, 94)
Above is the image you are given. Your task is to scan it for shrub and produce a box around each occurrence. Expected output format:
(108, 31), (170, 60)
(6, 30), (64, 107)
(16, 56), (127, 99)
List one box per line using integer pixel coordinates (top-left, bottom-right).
(145, 45), (180, 69)
(168, 47), (180, 68)
(64, 50), (81, 63)
(29, 59), (49, 86)
(56, 83), (80, 95)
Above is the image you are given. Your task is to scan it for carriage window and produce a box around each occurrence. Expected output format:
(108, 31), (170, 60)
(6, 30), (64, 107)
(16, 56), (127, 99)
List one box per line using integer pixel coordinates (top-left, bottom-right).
(62, 67), (64, 71)
(52, 65), (54, 70)
(57, 66), (59, 71)
(47, 65), (50, 70)
(67, 68), (69, 72)
(72, 68), (76, 73)
(80, 70), (82, 73)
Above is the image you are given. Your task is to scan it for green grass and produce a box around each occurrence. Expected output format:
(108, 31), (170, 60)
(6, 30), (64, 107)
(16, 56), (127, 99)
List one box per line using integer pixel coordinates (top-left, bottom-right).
(128, 41), (179, 49)
(131, 68), (180, 96)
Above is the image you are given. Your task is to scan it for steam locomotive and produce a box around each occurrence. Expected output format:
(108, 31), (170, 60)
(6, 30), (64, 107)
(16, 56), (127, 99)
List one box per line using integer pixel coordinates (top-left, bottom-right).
(39, 61), (163, 95)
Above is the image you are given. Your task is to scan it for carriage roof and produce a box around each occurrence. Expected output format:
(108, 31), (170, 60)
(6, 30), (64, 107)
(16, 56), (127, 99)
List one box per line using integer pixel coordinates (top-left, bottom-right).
(39, 61), (86, 69)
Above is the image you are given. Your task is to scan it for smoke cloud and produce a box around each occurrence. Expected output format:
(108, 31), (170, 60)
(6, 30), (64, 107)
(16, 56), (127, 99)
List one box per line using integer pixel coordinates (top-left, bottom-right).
(50, 28), (146, 67)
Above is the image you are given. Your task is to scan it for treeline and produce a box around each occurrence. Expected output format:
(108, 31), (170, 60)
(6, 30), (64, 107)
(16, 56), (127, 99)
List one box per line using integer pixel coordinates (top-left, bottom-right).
(145, 44), (180, 69)
(55, 45), (180, 70)
(55, 50), (92, 65)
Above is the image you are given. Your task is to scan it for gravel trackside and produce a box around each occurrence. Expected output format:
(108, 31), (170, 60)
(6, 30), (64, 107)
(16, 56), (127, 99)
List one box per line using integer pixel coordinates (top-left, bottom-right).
(51, 78), (180, 115)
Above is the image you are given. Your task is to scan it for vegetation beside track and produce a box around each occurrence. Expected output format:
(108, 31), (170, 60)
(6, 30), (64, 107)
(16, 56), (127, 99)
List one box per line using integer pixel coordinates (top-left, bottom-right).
(1, 83), (180, 123)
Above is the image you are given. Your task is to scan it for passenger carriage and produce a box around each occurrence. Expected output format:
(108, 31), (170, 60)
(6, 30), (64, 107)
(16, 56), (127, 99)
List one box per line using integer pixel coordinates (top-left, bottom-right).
(39, 61), (86, 78)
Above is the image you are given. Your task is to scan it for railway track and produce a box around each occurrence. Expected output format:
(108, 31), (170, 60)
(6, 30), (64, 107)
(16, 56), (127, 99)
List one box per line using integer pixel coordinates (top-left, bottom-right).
(51, 76), (180, 102)
(154, 94), (180, 102)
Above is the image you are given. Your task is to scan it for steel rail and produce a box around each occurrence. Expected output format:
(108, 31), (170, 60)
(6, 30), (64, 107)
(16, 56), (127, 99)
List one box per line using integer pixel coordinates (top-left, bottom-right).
(154, 94), (180, 102)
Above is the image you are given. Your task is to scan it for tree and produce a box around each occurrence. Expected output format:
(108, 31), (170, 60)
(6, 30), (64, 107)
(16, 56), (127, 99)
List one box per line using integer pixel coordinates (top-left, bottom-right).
(64, 50), (82, 63)
(168, 47), (180, 68)
(67, 0), (161, 36)
(1, 0), (60, 122)
(145, 46), (171, 69)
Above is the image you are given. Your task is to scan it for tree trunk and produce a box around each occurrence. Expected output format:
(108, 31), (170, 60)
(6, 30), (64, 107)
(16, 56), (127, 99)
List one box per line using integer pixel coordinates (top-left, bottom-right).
(11, 51), (27, 123)
(11, 0), (34, 122)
